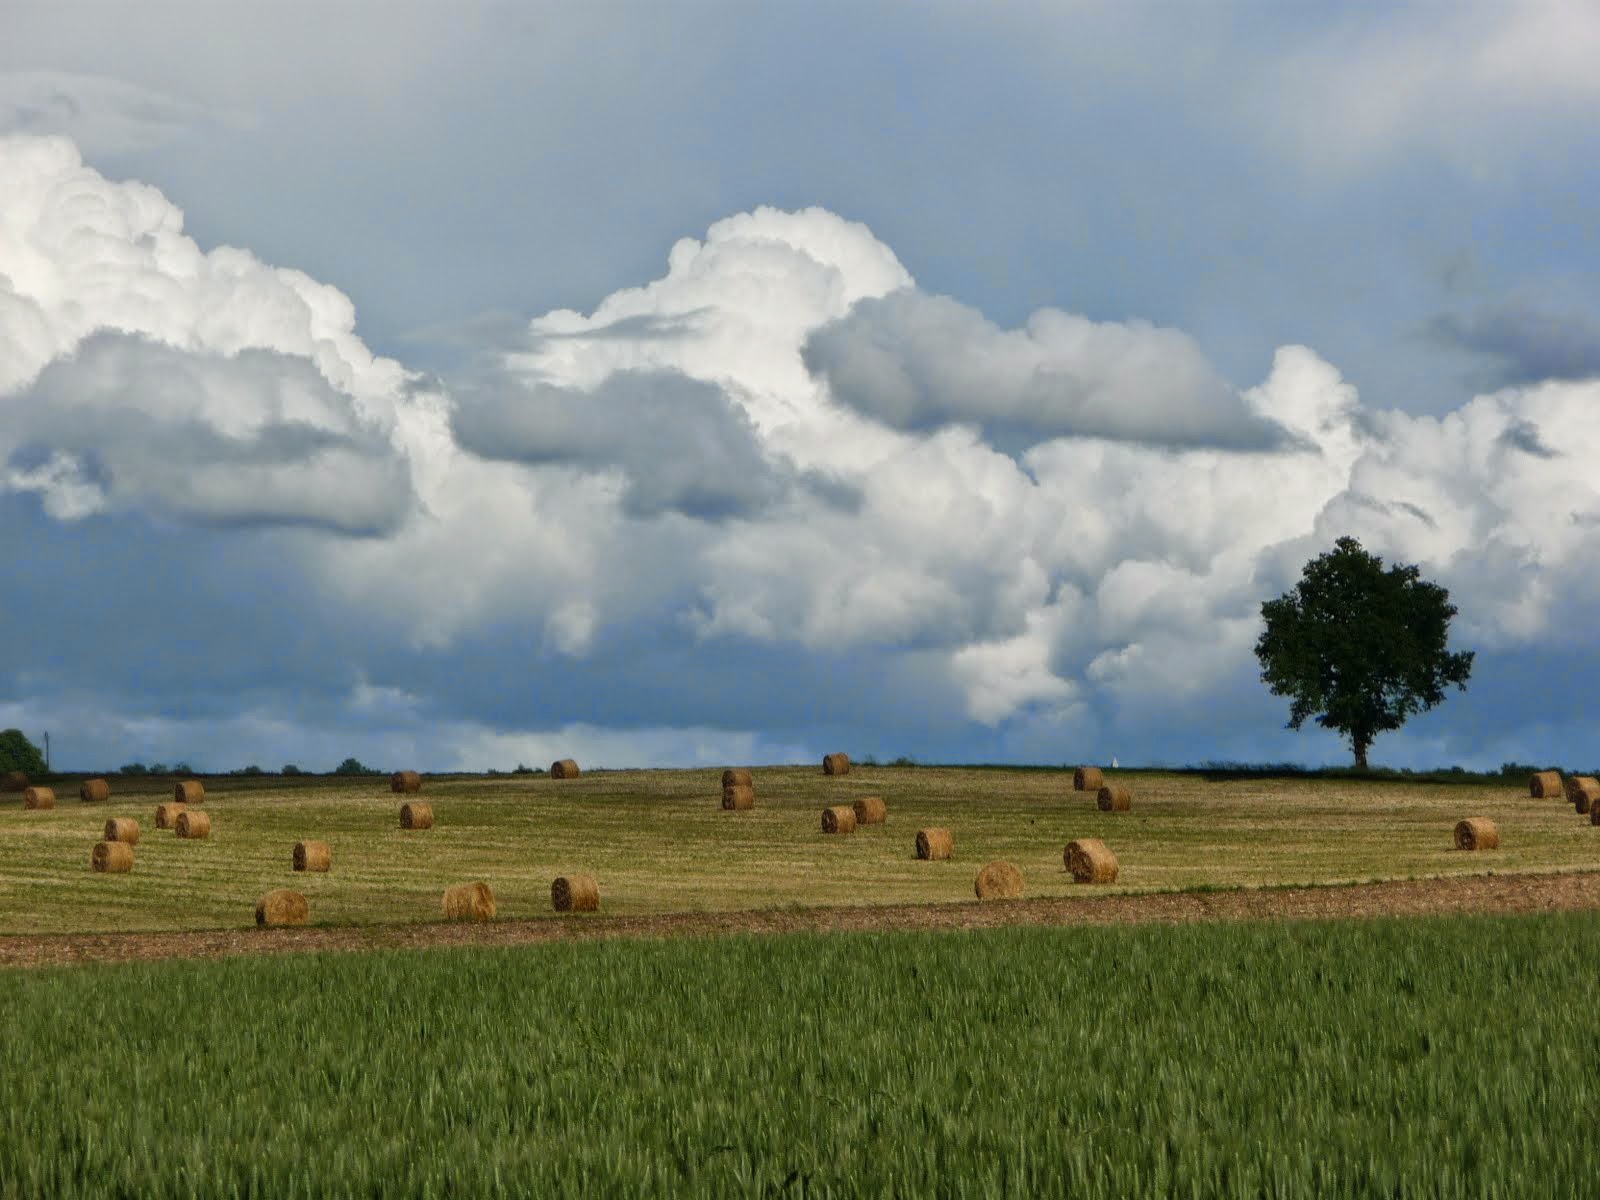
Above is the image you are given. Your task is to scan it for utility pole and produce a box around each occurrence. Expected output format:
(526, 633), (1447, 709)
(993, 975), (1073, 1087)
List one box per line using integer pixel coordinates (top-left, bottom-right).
(43, 732), (49, 770)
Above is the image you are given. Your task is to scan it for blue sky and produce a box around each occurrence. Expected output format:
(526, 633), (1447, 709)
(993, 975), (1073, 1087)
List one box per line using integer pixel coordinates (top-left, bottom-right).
(3, 1), (1599, 771)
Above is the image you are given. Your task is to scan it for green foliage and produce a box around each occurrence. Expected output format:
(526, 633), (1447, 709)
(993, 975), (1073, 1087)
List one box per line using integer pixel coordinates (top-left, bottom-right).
(332, 756), (375, 776)
(0, 729), (46, 776)
(1256, 536), (1474, 767)
(3, 916), (1599, 1194)
(281, 764), (303, 777)
(231, 764), (265, 777)
(118, 762), (148, 776)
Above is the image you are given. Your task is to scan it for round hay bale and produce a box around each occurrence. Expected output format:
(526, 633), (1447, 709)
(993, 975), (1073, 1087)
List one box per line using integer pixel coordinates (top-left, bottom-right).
(390, 770), (422, 794)
(91, 841), (133, 873)
(822, 805), (857, 834)
(22, 786), (55, 810)
(915, 827), (954, 860)
(1073, 766), (1104, 792)
(256, 889), (309, 927)
(1065, 838), (1119, 883)
(442, 880), (496, 922)
(1530, 770), (1563, 798)
(79, 778), (111, 804)
(104, 817), (140, 845)
(852, 796), (887, 825)
(1592, 803), (1600, 828)
(822, 752), (851, 776)
(1454, 817), (1500, 851)
(174, 779), (205, 804)
(1565, 776), (1600, 814)
(1096, 784), (1132, 812)
(154, 802), (185, 830)
(175, 810), (211, 839)
(293, 840), (331, 872)
(399, 801), (433, 830)
(721, 784), (755, 811)
(975, 861), (1024, 900)
(551, 873), (600, 913)
(722, 767), (753, 788)
(550, 758), (580, 779)
(1, 770), (27, 793)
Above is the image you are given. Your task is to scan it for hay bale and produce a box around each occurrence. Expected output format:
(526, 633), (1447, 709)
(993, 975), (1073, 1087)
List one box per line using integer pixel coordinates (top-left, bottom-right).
(293, 840), (331, 872)
(1, 770), (27, 793)
(390, 770), (422, 794)
(1073, 766), (1104, 791)
(722, 768), (753, 788)
(79, 778), (111, 804)
(1096, 784), (1132, 812)
(1530, 770), (1563, 798)
(256, 889), (309, 927)
(22, 786), (55, 810)
(822, 752), (851, 776)
(1592, 803), (1600, 828)
(91, 841), (133, 873)
(399, 801), (433, 830)
(915, 827), (954, 860)
(551, 873), (600, 913)
(721, 784), (755, 811)
(822, 805), (857, 834)
(974, 861), (1024, 900)
(1454, 817), (1500, 851)
(154, 802), (185, 830)
(852, 796), (887, 825)
(1065, 838), (1119, 883)
(175, 810), (211, 839)
(174, 779), (205, 804)
(442, 880), (496, 921)
(1565, 776), (1600, 814)
(550, 758), (580, 779)
(104, 817), (140, 845)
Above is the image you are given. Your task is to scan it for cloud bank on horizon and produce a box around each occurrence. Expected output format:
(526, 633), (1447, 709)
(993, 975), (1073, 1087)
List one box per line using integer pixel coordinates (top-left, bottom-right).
(2, 132), (1599, 772)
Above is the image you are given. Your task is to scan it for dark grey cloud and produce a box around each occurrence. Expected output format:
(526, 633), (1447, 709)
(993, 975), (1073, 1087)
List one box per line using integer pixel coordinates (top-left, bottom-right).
(451, 368), (789, 520)
(1430, 301), (1600, 386)
(7, 333), (414, 535)
(1497, 418), (1559, 459)
(802, 290), (1287, 450)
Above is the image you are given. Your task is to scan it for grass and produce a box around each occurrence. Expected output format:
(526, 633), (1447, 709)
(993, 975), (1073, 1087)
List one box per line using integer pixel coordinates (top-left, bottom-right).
(1, 767), (1596, 935)
(2, 913), (1599, 1195)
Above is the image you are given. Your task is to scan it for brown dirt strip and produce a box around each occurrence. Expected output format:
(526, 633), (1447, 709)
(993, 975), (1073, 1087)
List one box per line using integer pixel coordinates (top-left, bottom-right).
(5, 869), (1600, 970)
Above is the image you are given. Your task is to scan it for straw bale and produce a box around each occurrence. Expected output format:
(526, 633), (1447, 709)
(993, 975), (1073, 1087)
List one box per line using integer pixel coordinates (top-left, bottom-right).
(174, 779), (205, 804)
(550, 758), (580, 779)
(915, 827), (954, 860)
(1073, 766), (1104, 792)
(974, 860), (1024, 900)
(822, 752), (851, 776)
(92, 841), (133, 873)
(1065, 838), (1119, 883)
(722, 768), (754, 788)
(400, 801), (433, 830)
(852, 795), (887, 825)
(1096, 784), (1132, 812)
(104, 817), (140, 845)
(390, 770), (422, 794)
(79, 778), (111, 803)
(1592, 803), (1600, 828)
(551, 873), (600, 913)
(154, 802), (185, 830)
(293, 840), (331, 872)
(721, 784), (755, 811)
(175, 810), (211, 839)
(443, 880), (497, 921)
(256, 889), (309, 927)
(1529, 770), (1563, 798)
(1454, 817), (1500, 851)
(822, 804), (857, 834)
(1565, 776), (1600, 814)
(22, 786), (55, 810)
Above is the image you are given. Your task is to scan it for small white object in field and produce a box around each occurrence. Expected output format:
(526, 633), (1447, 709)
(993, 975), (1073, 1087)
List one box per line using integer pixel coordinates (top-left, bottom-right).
(1111, 756), (1119, 768)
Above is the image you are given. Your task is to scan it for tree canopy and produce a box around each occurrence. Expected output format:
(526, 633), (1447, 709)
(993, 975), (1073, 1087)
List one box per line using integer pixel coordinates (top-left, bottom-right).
(0, 729), (47, 776)
(1255, 537), (1474, 768)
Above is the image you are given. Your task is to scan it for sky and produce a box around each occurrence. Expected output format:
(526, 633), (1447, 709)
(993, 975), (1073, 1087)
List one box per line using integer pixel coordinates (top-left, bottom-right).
(3, 0), (1600, 773)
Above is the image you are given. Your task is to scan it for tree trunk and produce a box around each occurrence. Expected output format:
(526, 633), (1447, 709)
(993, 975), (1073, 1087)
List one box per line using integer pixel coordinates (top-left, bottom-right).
(1352, 733), (1370, 771)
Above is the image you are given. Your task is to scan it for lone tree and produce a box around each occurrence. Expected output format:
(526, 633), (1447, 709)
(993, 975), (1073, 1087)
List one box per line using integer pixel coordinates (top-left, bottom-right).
(1255, 537), (1474, 769)
(0, 729), (47, 777)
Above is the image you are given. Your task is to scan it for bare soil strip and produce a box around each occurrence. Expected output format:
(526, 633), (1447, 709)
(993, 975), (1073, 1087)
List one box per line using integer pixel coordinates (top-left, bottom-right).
(5, 869), (1599, 970)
